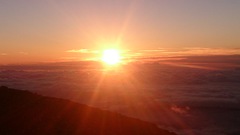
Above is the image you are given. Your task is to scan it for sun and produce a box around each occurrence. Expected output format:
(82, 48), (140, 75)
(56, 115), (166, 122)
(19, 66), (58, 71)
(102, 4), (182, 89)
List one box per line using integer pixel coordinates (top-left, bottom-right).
(101, 49), (121, 65)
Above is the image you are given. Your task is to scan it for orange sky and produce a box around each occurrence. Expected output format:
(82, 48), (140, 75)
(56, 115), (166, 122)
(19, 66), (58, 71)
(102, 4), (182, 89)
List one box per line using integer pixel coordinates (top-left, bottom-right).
(0, 0), (240, 64)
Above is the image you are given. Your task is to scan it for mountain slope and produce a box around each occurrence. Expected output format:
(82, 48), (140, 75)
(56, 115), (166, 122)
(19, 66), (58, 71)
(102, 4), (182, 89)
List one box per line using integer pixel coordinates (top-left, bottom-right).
(0, 86), (176, 135)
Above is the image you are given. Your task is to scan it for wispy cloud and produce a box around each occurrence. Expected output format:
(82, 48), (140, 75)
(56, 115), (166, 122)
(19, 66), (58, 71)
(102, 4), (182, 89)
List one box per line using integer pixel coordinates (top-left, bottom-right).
(1, 53), (7, 56)
(64, 48), (240, 63)
(66, 49), (99, 54)
(58, 57), (81, 61)
(118, 48), (240, 63)
(171, 105), (190, 115)
(18, 52), (28, 55)
(128, 48), (240, 58)
(179, 47), (240, 55)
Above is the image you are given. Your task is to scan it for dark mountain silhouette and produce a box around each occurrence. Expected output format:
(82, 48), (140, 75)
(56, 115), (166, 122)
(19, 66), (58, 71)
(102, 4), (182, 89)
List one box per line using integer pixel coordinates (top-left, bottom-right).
(0, 86), (176, 135)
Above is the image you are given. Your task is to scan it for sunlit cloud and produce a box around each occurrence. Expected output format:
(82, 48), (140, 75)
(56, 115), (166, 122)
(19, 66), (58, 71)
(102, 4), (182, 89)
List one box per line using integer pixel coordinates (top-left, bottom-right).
(18, 52), (28, 55)
(58, 56), (100, 62)
(1, 53), (7, 56)
(66, 49), (99, 54)
(59, 57), (80, 61)
(65, 49), (101, 62)
(116, 48), (240, 64)
(179, 47), (240, 55)
(129, 48), (240, 58)
(140, 49), (167, 52)
(64, 48), (240, 64)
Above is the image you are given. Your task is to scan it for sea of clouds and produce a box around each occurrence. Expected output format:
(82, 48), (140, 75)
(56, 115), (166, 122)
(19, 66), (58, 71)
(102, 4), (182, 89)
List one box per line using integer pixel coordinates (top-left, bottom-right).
(1, 58), (240, 135)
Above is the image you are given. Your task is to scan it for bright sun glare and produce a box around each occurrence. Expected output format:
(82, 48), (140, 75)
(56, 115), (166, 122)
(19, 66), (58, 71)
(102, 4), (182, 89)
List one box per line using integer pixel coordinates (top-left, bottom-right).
(101, 49), (121, 65)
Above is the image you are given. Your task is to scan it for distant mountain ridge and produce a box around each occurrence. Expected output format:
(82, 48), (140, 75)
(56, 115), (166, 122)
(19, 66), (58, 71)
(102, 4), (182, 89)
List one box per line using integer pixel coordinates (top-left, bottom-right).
(0, 86), (176, 135)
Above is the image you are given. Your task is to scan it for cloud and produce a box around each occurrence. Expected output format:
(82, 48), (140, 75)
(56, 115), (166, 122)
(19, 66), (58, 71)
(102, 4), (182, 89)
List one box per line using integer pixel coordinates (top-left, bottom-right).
(58, 57), (80, 61)
(66, 49), (99, 54)
(126, 48), (240, 59)
(180, 47), (240, 55)
(64, 48), (240, 63)
(171, 105), (190, 115)
(1, 53), (7, 56)
(118, 48), (240, 64)
(18, 52), (28, 55)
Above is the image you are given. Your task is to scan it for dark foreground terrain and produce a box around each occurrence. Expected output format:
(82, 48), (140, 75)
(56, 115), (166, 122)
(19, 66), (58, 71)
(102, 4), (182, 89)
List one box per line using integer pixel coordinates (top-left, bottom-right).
(0, 86), (176, 135)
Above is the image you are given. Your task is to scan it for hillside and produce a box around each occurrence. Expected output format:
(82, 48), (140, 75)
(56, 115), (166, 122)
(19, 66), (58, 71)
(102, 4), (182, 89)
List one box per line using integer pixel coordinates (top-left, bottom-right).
(0, 86), (176, 135)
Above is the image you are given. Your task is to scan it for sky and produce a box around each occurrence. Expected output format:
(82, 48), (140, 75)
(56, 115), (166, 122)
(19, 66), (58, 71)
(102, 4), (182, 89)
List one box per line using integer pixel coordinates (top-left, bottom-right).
(0, 0), (240, 64)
